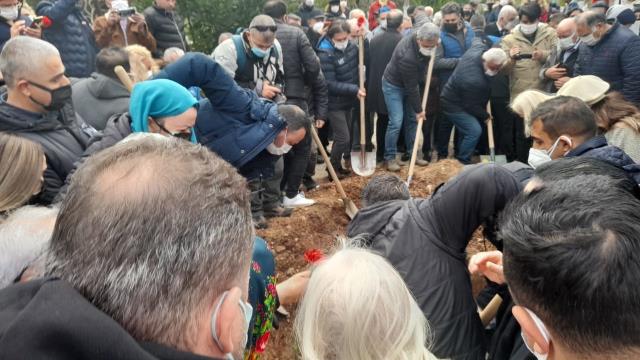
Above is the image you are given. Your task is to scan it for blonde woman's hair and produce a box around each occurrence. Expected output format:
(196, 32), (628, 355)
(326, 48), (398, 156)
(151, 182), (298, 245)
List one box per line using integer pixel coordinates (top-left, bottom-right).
(126, 45), (159, 83)
(0, 133), (44, 213)
(510, 90), (554, 136)
(295, 238), (437, 360)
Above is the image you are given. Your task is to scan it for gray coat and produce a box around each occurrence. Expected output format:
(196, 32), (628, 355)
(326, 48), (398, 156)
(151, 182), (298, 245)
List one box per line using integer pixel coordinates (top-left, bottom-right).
(71, 73), (130, 131)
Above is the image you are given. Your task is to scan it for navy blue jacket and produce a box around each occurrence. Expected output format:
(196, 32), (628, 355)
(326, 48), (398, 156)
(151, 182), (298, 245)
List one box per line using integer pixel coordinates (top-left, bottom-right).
(36, 0), (98, 78)
(574, 23), (640, 106)
(155, 53), (285, 180)
(441, 39), (491, 121)
(316, 37), (360, 111)
(566, 135), (640, 184)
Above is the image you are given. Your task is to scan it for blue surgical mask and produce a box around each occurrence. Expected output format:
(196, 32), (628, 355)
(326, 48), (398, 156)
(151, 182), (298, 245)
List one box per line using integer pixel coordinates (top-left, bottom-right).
(211, 291), (254, 359)
(252, 47), (270, 58)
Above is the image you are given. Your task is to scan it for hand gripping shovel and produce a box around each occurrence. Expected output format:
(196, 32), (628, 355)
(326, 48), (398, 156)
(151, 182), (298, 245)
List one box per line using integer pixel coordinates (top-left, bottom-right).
(480, 103), (507, 164)
(351, 35), (376, 177)
(310, 127), (359, 219)
(406, 53), (436, 187)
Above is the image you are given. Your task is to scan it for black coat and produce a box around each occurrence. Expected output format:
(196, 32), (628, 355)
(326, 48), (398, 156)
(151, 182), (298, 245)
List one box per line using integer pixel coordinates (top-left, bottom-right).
(347, 164), (521, 360)
(0, 278), (223, 360)
(0, 92), (92, 204)
(71, 73), (130, 131)
(297, 4), (323, 27)
(441, 39), (491, 120)
(143, 4), (187, 57)
(383, 33), (430, 114)
(317, 37), (360, 111)
(367, 29), (402, 114)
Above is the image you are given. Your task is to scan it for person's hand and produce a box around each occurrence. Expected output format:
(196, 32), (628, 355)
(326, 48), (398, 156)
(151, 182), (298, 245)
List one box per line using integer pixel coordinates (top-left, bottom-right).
(416, 111), (426, 122)
(357, 88), (366, 100)
(468, 250), (505, 285)
(276, 270), (311, 306)
(262, 83), (282, 99)
(509, 46), (521, 59)
(544, 65), (567, 80)
(315, 119), (325, 128)
(107, 10), (120, 26)
(532, 49), (544, 61)
(10, 20), (26, 38)
(554, 76), (570, 89)
(128, 13), (145, 24)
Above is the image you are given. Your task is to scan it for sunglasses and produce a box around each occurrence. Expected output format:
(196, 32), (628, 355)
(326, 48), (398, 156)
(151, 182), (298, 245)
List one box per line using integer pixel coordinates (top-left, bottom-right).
(251, 25), (277, 33)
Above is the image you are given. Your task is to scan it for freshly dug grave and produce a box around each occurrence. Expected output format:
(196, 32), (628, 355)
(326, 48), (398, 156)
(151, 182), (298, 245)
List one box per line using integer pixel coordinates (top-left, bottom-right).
(257, 160), (494, 359)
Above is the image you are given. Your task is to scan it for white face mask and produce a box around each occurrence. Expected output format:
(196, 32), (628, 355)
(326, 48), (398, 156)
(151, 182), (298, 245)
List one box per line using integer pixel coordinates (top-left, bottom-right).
(380, 19), (387, 28)
(340, 0), (347, 7)
(0, 5), (19, 21)
(505, 19), (518, 30)
(485, 69), (499, 76)
(521, 308), (551, 360)
(558, 34), (576, 50)
(210, 291), (253, 360)
(580, 31), (598, 46)
(111, 0), (129, 11)
(527, 136), (571, 168)
(267, 141), (292, 155)
(419, 46), (435, 57)
(334, 39), (348, 50)
(304, 0), (314, 7)
(312, 21), (324, 33)
(330, 5), (340, 13)
(520, 22), (538, 35)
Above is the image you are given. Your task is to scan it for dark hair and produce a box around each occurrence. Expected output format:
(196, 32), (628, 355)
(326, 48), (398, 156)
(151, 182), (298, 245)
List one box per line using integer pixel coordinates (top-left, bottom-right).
(278, 104), (311, 133)
(441, 2), (461, 16)
(326, 20), (351, 39)
(519, 3), (541, 21)
(582, 11), (606, 27)
(263, 0), (287, 20)
(407, 5), (417, 16)
(530, 96), (597, 139)
(361, 175), (410, 207)
(386, 9), (404, 30)
(549, 12), (566, 24)
(95, 47), (130, 80)
(469, 14), (485, 29)
(500, 175), (640, 355)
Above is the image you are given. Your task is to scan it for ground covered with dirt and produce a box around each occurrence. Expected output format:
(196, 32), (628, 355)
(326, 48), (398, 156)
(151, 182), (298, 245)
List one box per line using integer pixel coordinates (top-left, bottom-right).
(257, 160), (493, 359)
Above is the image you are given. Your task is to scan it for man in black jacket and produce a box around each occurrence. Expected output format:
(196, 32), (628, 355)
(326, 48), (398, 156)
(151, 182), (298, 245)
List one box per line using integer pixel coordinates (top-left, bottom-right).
(143, 0), (187, 57)
(264, 0), (327, 207)
(297, 0), (323, 27)
(485, 4), (518, 37)
(540, 18), (579, 92)
(347, 165), (522, 360)
(0, 37), (93, 204)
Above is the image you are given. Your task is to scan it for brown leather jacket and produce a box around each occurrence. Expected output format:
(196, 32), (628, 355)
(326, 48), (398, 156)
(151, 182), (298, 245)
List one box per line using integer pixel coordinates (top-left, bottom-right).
(93, 13), (157, 53)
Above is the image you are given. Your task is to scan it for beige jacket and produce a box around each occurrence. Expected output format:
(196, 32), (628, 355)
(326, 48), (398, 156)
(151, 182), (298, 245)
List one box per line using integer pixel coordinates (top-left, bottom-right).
(501, 23), (557, 99)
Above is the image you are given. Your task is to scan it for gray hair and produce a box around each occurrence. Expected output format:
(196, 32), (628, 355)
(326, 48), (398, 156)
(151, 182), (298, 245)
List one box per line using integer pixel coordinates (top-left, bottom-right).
(278, 104), (311, 133)
(0, 206), (58, 288)
(249, 14), (277, 42)
(416, 22), (440, 40)
(498, 5), (518, 20)
(296, 238), (436, 360)
(577, 11), (607, 27)
(482, 48), (509, 66)
(162, 47), (185, 63)
(0, 37), (60, 88)
(349, 8), (366, 20)
(46, 136), (253, 350)
(361, 174), (410, 207)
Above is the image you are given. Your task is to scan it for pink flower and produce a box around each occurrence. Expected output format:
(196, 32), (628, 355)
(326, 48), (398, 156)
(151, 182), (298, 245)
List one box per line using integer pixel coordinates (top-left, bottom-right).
(304, 249), (325, 264)
(255, 332), (271, 353)
(267, 283), (277, 296)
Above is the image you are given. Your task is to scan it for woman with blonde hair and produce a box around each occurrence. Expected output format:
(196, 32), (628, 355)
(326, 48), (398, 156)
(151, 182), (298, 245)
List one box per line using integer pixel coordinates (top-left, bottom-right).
(510, 89), (553, 135)
(295, 239), (437, 360)
(126, 44), (159, 82)
(0, 133), (46, 214)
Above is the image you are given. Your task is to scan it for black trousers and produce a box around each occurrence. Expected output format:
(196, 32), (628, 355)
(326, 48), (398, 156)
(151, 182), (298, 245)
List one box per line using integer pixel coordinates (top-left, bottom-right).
(281, 99), (312, 198)
(376, 113), (389, 162)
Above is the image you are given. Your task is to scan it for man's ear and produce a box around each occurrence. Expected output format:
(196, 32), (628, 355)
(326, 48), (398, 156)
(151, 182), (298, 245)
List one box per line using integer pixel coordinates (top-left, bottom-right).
(273, 129), (286, 147)
(15, 80), (31, 98)
(512, 305), (550, 355)
(212, 287), (242, 354)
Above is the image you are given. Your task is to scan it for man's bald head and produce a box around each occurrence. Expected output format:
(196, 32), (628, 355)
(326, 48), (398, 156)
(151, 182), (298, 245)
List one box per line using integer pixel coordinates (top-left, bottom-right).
(556, 17), (576, 38)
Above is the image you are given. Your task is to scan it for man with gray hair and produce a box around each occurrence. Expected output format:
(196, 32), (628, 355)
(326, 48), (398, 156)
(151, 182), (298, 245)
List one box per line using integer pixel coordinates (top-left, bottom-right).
(0, 136), (255, 359)
(0, 36), (93, 204)
(381, 22), (439, 171)
(485, 4), (518, 37)
(162, 46), (185, 64)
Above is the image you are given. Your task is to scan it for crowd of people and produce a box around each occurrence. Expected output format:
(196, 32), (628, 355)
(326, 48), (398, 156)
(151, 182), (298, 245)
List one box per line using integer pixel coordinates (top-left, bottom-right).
(1, 0), (640, 359)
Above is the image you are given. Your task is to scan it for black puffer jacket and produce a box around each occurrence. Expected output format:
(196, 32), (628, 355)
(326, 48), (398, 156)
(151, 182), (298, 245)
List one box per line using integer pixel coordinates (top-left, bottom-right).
(316, 37), (359, 111)
(0, 92), (92, 204)
(347, 164), (522, 360)
(143, 4), (186, 57)
(383, 32), (430, 114)
(367, 28), (402, 114)
(297, 4), (323, 27)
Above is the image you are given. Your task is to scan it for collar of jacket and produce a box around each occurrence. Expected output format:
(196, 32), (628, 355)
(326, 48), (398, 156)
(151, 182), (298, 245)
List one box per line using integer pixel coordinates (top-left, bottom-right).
(566, 134), (607, 157)
(0, 92), (74, 132)
(152, 3), (174, 17)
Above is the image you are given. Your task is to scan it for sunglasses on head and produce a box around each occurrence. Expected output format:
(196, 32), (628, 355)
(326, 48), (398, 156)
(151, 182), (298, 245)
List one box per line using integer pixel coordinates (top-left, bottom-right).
(252, 25), (277, 33)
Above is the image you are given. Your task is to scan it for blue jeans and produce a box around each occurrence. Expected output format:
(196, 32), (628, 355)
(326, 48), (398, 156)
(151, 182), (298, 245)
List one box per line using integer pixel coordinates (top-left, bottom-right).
(443, 111), (482, 164)
(382, 79), (417, 161)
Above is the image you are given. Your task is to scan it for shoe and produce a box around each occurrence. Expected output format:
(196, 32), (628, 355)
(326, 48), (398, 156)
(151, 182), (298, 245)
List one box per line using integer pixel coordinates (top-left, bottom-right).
(316, 155), (324, 164)
(416, 159), (429, 166)
(264, 206), (294, 218)
(302, 177), (320, 191)
(337, 167), (352, 176)
(253, 215), (268, 229)
(401, 153), (411, 162)
(283, 192), (316, 208)
(385, 160), (401, 172)
(343, 158), (352, 171)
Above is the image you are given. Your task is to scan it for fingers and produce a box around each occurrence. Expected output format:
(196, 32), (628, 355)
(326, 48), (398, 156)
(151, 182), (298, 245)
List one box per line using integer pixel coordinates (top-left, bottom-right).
(468, 251), (503, 274)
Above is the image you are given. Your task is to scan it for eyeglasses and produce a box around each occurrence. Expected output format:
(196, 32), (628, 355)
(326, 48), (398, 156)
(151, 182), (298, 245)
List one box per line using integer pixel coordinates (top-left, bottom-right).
(251, 25), (277, 33)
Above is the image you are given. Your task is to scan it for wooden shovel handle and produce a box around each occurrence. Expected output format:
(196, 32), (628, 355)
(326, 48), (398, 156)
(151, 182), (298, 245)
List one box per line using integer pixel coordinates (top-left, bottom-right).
(115, 65), (134, 93)
(407, 54), (436, 182)
(359, 35), (366, 147)
(310, 126), (350, 200)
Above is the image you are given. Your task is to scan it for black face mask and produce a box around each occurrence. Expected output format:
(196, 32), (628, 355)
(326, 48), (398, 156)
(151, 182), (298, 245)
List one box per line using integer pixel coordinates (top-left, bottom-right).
(152, 117), (193, 141)
(28, 81), (72, 112)
(463, 10), (474, 19)
(443, 23), (458, 33)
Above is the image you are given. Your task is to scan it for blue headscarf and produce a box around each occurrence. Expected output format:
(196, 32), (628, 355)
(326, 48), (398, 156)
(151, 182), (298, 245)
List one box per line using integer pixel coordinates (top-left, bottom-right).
(129, 79), (199, 140)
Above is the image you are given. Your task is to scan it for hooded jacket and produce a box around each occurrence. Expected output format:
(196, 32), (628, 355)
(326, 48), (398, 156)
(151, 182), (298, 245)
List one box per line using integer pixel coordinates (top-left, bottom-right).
(0, 93), (92, 204)
(317, 37), (360, 111)
(565, 135), (640, 184)
(0, 278), (223, 360)
(297, 3), (323, 28)
(154, 53), (285, 180)
(71, 73), (130, 130)
(93, 12), (157, 52)
(347, 164), (522, 360)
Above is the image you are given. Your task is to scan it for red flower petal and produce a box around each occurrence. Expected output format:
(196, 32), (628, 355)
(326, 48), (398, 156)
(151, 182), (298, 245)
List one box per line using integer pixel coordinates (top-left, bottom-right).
(255, 332), (271, 353)
(357, 16), (365, 28)
(41, 16), (53, 28)
(304, 248), (325, 264)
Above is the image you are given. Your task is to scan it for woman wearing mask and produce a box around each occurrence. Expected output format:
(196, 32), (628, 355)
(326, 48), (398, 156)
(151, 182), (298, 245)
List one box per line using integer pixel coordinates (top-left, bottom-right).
(317, 20), (364, 179)
(326, 0), (346, 19)
(0, 0), (41, 51)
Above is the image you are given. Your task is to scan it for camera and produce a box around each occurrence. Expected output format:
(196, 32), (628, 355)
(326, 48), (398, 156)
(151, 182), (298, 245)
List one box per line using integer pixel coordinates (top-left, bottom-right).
(273, 84), (287, 105)
(117, 7), (136, 17)
(515, 53), (533, 60)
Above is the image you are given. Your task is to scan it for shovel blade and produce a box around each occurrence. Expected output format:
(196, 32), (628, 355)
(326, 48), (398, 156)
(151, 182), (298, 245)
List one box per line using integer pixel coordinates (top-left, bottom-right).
(351, 150), (377, 177)
(343, 198), (359, 219)
(480, 155), (508, 165)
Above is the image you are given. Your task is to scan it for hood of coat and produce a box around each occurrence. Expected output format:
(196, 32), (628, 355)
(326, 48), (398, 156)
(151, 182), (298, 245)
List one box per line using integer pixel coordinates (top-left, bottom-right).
(77, 73), (131, 101)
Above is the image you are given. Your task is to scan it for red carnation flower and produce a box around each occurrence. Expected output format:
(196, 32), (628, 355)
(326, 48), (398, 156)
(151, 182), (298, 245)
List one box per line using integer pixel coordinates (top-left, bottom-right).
(357, 16), (366, 28)
(41, 16), (53, 29)
(304, 248), (325, 264)
(255, 332), (271, 353)
(267, 283), (277, 296)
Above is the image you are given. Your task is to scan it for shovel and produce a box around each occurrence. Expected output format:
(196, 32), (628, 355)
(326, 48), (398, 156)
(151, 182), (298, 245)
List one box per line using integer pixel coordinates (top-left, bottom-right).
(351, 35), (376, 177)
(480, 104), (507, 164)
(407, 53), (436, 187)
(310, 126), (359, 219)
(114, 65), (134, 93)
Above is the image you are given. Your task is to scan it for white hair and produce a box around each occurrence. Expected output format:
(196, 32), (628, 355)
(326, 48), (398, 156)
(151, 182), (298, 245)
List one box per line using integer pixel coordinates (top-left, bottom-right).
(482, 48), (509, 66)
(0, 36), (60, 88)
(432, 11), (442, 26)
(349, 8), (366, 20)
(416, 22), (441, 40)
(295, 238), (437, 360)
(498, 5), (518, 20)
(162, 47), (185, 63)
(0, 206), (58, 288)
(424, 6), (434, 17)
